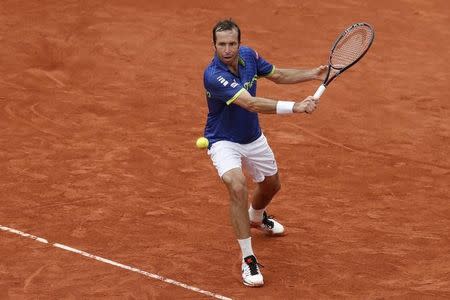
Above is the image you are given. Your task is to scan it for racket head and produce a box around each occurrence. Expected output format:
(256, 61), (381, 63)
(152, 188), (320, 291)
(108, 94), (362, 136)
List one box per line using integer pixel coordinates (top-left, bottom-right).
(324, 22), (375, 85)
(330, 22), (374, 69)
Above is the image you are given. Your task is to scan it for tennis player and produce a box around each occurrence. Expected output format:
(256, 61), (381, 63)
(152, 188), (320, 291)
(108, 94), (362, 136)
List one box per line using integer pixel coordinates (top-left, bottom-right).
(203, 19), (327, 287)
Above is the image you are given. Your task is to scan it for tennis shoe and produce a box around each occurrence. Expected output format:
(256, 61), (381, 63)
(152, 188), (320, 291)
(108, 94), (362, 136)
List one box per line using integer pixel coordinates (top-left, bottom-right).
(250, 211), (285, 236)
(241, 255), (264, 287)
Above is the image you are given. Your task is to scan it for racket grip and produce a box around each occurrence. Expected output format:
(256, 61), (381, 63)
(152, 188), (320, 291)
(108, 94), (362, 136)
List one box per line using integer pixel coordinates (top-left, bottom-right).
(313, 84), (326, 100)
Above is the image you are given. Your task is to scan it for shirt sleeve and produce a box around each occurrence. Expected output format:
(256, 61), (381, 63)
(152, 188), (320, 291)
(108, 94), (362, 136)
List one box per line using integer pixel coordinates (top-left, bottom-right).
(254, 50), (275, 77)
(205, 72), (245, 105)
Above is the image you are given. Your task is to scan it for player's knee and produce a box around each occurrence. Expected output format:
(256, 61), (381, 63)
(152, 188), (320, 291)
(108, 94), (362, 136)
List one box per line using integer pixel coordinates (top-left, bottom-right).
(223, 173), (247, 199)
(229, 179), (247, 198)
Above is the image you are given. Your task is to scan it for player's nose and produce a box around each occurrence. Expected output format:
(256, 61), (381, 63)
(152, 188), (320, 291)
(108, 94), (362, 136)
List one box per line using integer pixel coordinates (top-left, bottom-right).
(225, 44), (233, 53)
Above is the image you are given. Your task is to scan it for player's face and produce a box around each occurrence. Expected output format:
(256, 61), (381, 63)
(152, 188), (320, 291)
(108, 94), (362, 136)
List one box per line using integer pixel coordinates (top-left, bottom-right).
(214, 29), (240, 66)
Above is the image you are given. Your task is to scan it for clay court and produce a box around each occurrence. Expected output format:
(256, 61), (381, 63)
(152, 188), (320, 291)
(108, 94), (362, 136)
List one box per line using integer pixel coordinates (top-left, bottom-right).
(1, 0), (449, 299)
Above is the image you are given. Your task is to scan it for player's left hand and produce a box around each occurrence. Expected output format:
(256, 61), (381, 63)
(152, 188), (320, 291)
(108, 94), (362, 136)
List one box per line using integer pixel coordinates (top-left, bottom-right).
(313, 65), (328, 81)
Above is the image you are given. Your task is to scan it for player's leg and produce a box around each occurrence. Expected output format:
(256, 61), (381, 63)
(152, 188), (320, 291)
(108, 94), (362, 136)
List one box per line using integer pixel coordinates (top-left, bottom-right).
(248, 174), (285, 236)
(222, 168), (264, 287)
(243, 134), (285, 236)
(222, 168), (251, 239)
(208, 141), (264, 287)
(250, 172), (281, 210)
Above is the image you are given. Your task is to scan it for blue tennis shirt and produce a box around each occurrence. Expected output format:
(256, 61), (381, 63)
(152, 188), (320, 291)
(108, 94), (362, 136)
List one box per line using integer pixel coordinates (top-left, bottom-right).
(203, 46), (275, 146)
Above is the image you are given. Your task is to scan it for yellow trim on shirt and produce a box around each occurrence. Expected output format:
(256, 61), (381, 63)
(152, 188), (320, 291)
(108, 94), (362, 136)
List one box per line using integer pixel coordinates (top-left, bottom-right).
(226, 88), (245, 105)
(260, 65), (276, 77)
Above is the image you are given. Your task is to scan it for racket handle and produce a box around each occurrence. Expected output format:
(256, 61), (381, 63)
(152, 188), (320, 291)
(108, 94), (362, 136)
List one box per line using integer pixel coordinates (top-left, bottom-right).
(313, 84), (326, 100)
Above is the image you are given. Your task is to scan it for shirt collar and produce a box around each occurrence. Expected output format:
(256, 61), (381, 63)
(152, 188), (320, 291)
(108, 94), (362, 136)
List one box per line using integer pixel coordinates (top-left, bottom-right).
(238, 56), (245, 67)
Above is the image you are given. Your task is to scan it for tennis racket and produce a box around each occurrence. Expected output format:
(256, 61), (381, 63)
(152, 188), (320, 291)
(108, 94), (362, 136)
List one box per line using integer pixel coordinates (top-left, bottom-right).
(313, 22), (375, 100)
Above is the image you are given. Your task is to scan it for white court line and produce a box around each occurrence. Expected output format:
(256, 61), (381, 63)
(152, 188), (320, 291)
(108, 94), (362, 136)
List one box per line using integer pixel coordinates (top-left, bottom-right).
(0, 225), (232, 300)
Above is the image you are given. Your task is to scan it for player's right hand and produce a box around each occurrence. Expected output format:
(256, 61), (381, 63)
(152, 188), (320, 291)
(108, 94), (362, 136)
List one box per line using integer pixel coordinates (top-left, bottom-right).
(294, 96), (317, 114)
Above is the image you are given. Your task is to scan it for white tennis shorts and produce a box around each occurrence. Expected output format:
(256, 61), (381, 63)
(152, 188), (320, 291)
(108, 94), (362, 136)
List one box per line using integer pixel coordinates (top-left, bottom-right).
(207, 133), (278, 183)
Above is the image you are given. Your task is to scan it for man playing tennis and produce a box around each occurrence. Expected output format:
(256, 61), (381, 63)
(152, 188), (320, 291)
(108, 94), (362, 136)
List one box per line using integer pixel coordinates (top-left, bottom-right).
(203, 19), (327, 287)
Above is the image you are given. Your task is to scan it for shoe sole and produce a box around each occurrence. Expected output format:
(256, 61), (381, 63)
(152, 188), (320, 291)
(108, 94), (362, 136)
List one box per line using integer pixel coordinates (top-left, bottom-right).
(250, 224), (287, 237)
(243, 280), (264, 287)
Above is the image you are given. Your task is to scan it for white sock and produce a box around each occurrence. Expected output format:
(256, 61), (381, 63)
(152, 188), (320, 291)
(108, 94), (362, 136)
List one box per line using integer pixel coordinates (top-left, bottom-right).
(249, 205), (264, 223)
(238, 237), (254, 259)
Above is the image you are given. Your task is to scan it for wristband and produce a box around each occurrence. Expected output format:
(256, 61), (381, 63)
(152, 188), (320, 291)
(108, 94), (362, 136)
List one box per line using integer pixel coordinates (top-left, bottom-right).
(276, 101), (295, 114)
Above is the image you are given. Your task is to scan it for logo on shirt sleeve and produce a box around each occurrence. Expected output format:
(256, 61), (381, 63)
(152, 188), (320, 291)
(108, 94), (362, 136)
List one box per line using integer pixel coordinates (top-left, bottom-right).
(216, 76), (229, 87)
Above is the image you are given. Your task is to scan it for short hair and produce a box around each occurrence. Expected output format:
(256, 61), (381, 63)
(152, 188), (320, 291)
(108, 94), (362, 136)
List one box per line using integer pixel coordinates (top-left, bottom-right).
(212, 19), (241, 44)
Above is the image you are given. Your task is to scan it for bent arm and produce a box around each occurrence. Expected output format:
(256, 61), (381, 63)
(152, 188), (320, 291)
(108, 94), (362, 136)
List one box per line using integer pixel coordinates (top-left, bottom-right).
(232, 89), (317, 114)
(266, 66), (327, 84)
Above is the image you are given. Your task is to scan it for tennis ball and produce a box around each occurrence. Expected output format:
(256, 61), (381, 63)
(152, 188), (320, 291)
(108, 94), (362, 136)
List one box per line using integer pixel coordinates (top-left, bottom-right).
(196, 137), (209, 149)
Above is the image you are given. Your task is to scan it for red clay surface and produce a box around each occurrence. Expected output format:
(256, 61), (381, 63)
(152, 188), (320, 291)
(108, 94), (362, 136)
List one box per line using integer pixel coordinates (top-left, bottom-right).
(1, 0), (449, 299)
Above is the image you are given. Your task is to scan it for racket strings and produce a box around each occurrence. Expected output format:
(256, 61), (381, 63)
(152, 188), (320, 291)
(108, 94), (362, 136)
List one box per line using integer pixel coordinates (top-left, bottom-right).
(331, 27), (373, 68)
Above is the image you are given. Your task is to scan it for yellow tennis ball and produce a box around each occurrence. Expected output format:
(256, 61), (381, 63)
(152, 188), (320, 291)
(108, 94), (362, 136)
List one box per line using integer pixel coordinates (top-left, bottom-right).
(196, 137), (209, 149)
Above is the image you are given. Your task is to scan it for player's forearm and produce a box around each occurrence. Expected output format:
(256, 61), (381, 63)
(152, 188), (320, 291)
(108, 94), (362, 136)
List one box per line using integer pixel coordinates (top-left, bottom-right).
(246, 97), (312, 114)
(233, 89), (316, 114)
(245, 97), (278, 114)
(271, 68), (318, 84)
